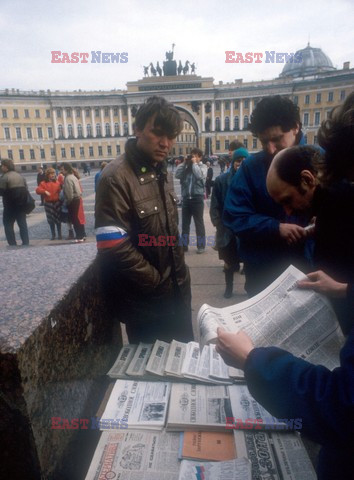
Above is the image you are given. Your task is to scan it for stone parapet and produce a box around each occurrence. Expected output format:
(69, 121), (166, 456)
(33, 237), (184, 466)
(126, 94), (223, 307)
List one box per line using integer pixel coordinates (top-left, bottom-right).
(0, 243), (122, 479)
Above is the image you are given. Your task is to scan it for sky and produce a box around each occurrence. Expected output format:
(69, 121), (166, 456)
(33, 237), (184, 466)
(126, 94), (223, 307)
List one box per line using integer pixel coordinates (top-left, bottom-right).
(1, 0), (353, 92)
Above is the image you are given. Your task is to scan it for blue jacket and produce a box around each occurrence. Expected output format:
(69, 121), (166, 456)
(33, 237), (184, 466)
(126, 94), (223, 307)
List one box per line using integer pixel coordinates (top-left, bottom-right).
(244, 317), (354, 479)
(223, 135), (311, 265)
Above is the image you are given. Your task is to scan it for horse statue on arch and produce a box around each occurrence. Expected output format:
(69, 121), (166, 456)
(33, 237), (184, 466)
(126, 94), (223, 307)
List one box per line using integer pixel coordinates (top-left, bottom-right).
(183, 60), (190, 75)
(149, 63), (157, 76)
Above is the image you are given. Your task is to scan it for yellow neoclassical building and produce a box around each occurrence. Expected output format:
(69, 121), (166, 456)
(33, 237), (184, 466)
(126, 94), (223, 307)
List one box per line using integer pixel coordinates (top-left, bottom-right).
(0, 45), (353, 171)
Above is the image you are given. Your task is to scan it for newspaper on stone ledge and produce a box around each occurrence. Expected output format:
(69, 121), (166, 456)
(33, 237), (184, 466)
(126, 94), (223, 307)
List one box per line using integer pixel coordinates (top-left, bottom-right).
(198, 265), (345, 370)
(166, 383), (283, 431)
(85, 430), (181, 480)
(108, 340), (236, 385)
(100, 379), (171, 431)
(234, 430), (317, 480)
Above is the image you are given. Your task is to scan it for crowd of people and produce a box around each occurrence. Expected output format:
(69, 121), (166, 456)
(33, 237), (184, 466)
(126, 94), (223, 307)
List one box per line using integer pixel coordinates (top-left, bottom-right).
(0, 160), (92, 245)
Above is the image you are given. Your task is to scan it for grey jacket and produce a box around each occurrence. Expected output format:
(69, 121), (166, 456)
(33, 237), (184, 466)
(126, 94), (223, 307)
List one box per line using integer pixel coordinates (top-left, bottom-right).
(0, 170), (27, 208)
(175, 161), (207, 198)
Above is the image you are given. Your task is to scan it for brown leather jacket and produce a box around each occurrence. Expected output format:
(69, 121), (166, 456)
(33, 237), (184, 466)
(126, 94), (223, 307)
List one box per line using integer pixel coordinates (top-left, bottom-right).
(95, 139), (192, 342)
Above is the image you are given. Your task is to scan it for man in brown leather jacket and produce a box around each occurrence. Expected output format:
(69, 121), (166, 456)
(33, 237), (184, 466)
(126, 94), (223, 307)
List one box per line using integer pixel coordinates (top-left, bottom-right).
(95, 96), (194, 343)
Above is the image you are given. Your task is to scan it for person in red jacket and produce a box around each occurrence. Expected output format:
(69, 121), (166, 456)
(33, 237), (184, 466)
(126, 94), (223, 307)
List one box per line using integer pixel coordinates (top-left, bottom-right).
(36, 167), (62, 240)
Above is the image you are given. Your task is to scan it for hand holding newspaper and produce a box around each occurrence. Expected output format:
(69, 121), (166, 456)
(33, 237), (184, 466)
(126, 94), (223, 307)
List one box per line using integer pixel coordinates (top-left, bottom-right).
(197, 265), (344, 370)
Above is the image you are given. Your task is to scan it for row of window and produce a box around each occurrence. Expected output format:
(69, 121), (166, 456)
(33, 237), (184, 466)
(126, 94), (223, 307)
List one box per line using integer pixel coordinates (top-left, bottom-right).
(57, 122), (128, 138)
(303, 111), (323, 126)
(214, 99), (253, 111)
(294, 90), (345, 106)
(6, 144), (122, 161)
(214, 116), (249, 131)
(0, 106), (127, 120)
(56, 106), (125, 119)
(176, 134), (196, 142)
(1, 108), (51, 119)
(4, 126), (53, 140)
(3, 122), (129, 140)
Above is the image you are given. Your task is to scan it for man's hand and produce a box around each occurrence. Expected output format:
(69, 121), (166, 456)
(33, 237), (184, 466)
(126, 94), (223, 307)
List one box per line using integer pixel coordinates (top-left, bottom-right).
(297, 270), (348, 298)
(279, 223), (306, 245)
(216, 328), (254, 370)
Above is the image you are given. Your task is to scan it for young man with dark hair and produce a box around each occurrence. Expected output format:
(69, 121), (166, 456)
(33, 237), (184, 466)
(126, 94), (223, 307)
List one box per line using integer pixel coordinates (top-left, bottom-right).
(224, 95), (311, 296)
(175, 147), (207, 253)
(0, 159), (30, 246)
(95, 96), (193, 343)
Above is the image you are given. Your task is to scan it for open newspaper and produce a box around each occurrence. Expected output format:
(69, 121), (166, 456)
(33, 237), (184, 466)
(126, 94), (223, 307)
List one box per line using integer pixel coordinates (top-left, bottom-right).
(85, 430), (181, 480)
(198, 265), (344, 370)
(100, 380), (171, 431)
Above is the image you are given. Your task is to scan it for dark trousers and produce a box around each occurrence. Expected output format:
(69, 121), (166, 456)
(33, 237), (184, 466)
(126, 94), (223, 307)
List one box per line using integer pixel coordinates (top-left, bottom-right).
(181, 196), (206, 249)
(68, 198), (86, 240)
(3, 207), (29, 246)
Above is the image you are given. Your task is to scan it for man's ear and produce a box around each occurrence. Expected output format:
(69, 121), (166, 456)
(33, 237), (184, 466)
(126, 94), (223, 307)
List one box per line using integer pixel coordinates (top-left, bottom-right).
(300, 170), (316, 187)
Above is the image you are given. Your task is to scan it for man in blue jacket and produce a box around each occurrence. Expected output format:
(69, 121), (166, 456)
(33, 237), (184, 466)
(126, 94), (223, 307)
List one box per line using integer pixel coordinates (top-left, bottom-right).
(223, 96), (311, 296)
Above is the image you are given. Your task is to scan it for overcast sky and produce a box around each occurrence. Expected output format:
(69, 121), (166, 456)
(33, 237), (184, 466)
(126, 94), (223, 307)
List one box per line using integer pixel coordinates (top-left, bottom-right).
(1, 0), (353, 92)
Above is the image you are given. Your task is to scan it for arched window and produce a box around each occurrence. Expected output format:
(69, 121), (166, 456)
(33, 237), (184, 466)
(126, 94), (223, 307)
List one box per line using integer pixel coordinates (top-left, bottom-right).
(68, 124), (73, 138)
(96, 123), (102, 136)
(215, 117), (220, 131)
(114, 123), (119, 136)
(105, 123), (111, 136)
(243, 115), (249, 130)
(224, 116), (230, 131)
(233, 116), (239, 130)
(123, 122), (129, 135)
(58, 124), (64, 138)
(77, 124), (83, 137)
(86, 123), (92, 137)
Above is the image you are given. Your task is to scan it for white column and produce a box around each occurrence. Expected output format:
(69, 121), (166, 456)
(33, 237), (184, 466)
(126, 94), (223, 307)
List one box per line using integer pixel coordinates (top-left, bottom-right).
(73, 108), (78, 138)
(53, 109), (59, 138)
(201, 101), (205, 132)
(211, 101), (215, 131)
(110, 107), (114, 137)
(221, 101), (225, 131)
(127, 106), (133, 136)
(240, 100), (244, 131)
(63, 109), (68, 138)
(82, 109), (86, 138)
(100, 108), (105, 137)
(230, 101), (234, 131)
(91, 109), (96, 138)
(119, 108), (123, 136)
(249, 99), (253, 118)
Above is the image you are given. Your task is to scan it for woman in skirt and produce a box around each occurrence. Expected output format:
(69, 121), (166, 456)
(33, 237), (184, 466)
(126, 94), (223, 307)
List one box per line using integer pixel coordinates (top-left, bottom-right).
(36, 167), (62, 240)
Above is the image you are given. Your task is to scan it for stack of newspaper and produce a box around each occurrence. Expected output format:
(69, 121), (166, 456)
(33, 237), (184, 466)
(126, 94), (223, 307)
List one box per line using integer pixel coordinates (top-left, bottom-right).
(166, 383), (285, 431)
(107, 340), (239, 384)
(99, 379), (171, 431)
